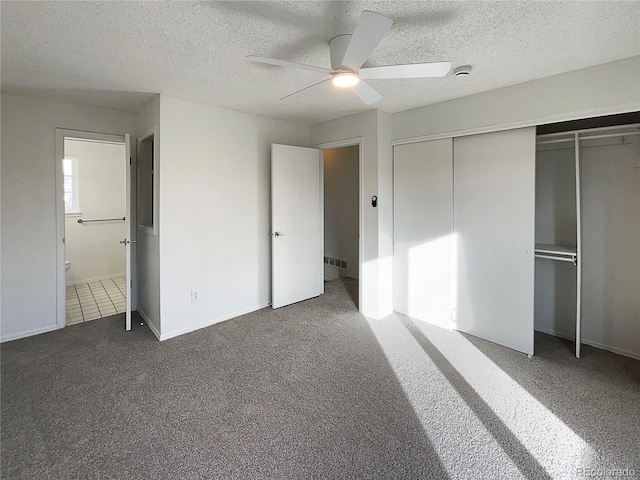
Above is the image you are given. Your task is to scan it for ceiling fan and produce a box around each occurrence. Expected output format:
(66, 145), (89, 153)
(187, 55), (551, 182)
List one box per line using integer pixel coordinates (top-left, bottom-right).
(247, 10), (451, 105)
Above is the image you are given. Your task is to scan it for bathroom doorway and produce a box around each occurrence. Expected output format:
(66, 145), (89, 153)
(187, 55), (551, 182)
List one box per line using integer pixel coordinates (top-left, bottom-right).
(55, 130), (134, 330)
(322, 144), (361, 308)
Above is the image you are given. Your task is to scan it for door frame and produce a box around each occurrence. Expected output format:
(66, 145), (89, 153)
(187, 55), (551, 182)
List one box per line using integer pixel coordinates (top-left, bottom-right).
(137, 126), (159, 236)
(315, 137), (364, 312)
(54, 129), (131, 329)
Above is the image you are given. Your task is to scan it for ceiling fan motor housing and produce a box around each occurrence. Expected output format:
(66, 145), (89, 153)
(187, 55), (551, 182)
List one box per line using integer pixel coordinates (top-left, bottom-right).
(453, 65), (472, 76)
(329, 34), (352, 70)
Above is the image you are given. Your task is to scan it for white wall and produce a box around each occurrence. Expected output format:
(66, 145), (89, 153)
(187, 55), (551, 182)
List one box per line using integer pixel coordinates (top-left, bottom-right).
(324, 146), (359, 280)
(376, 111), (394, 318)
(157, 95), (310, 340)
(0, 94), (2, 335)
(64, 139), (126, 285)
(0, 93), (137, 342)
(393, 56), (640, 142)
(135, 96), (161, 337)
(311, 110), (394, 320)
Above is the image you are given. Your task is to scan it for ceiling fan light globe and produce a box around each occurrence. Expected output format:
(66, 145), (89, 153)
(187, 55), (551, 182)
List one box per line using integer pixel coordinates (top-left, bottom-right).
(332, 72), (360, 88)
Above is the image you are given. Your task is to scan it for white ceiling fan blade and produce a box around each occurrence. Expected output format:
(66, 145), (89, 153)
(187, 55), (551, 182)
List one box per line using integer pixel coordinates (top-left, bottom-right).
(247, 55), (334, 75)
(360, 61), (452, 79)
(351, 80), (383, 105)
(341, 11), (393, 71)
(281, 79), (330, 101)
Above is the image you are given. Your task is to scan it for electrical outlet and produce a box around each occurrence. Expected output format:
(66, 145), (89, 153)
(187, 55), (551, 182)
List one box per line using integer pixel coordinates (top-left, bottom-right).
(191, 290), (199, 302)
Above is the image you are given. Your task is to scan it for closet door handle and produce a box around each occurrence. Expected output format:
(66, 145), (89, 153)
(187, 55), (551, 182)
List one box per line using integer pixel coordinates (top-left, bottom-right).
(274, 232), (285, 237)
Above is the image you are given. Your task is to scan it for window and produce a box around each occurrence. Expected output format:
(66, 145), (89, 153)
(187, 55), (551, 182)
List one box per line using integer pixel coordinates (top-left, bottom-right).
(63, 156), (80, 214)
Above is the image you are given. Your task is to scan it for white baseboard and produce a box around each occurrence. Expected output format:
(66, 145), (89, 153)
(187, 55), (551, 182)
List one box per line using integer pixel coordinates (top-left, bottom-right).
(1, 324), (63, 343)
(138, 308), (160, 340)
(534, 327), (640, 360)
(324, 270), (359, 282)
(66, 273), (126, 287)
(579, 338), (640, 361)
(159, 302), (271, 341)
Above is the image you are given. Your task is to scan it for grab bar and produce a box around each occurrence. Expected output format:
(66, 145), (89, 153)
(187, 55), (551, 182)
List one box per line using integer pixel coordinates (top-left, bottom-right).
(78, 217), (125, 224)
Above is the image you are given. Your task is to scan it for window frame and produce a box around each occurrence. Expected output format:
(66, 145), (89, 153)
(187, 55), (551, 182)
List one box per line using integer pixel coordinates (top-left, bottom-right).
(62, 155), (81, 215)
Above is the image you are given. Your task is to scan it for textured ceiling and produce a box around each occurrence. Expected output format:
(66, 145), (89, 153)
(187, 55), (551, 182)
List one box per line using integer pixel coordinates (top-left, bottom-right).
(2, 1), (639, 125)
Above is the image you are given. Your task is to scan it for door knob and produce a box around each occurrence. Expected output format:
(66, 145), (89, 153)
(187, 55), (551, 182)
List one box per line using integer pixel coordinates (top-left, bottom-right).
(119, 239), (136, 245)
(274, 232), (285, 237)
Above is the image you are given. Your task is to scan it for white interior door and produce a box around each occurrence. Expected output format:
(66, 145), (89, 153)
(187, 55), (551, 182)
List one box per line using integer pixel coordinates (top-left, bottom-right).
(394, 139), (453, 329)
(453, 128), (536, 355)
(271, 144), (323, 308)
(124, 134), (132, 331)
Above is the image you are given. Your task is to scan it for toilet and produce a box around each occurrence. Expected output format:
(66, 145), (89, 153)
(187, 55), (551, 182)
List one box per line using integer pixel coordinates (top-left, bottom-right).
(65, 260), (71, 272)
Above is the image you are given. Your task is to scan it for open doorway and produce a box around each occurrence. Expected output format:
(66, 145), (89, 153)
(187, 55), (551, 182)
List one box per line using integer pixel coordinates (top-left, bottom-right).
(322, 145), (360, 308)
(55, 129), (133, 331)
(62, 137), (127, 324)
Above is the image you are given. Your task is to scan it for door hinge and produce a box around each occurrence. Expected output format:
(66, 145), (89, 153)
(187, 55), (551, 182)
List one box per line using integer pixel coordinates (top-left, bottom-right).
(129, 157), (132, 165)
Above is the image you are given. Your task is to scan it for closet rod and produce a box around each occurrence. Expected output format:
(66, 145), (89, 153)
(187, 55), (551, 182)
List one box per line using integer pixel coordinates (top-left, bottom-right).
(578, 132), (640, 142)
(536, 138), (574, 146)
(539, 132), (640, 146)
(77, 217), (126, 224)
(534, 254), (576, 263)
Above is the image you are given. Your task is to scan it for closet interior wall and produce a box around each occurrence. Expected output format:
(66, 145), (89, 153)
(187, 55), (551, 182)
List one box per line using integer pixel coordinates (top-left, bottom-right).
(534, 143), (578, 341)
(581, 131), (640, 358)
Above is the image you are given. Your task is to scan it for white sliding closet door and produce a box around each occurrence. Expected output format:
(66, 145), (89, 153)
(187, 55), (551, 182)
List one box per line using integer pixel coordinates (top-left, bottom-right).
(394, 139), (453, 329)
(453, 128), (536, 355)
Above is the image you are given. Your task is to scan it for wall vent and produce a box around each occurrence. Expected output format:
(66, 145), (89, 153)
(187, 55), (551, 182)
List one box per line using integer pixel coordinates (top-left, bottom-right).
(324, 256), (347, 270)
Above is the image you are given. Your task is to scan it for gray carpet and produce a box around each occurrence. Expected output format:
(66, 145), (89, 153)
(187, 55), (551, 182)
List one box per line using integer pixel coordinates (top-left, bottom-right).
(2, 279), (638, 479)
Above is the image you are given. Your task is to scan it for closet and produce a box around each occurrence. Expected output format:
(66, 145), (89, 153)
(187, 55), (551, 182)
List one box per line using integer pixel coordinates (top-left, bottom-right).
(393, 121), (639, 359)
(535, 123), (640, 358)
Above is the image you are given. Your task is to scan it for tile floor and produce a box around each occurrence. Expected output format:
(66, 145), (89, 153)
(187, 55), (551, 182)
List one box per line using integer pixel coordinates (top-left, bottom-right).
(66, 276), (127, 325)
